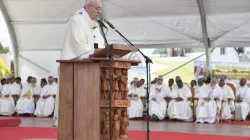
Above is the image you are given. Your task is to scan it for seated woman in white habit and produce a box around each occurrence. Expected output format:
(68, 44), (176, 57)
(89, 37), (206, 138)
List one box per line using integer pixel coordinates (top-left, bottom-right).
(196, 78), (223, 123)
(127, 78), (146, 119)
(168, 79), (192, 121)
(15, 77), (41, 115)
(235, 78), (250, 121)
(34, 76), (57, 117)
(0, 77), (21, 116)
(149, 75), (170, 121)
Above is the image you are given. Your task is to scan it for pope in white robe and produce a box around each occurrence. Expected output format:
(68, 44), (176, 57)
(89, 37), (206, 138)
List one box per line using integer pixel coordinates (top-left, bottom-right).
(219, 79), (235, 120)
(149, 75), (170, 121)
(127, 78), (146, 118)
(196, 79), (223, 123)
(15, 78), (41, 115)
(35, 77), (57, 117)
(53, 0), (105, 127)
(235, 78), (250, 121)
(168, 80), (193, 121)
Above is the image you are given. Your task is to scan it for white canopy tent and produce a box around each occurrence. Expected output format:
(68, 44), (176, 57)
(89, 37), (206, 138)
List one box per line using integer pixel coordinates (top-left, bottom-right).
(1, 0), (250, 81)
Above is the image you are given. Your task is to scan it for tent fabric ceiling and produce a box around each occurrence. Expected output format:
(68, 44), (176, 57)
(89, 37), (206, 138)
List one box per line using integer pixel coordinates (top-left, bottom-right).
(1, 0), (250, 78)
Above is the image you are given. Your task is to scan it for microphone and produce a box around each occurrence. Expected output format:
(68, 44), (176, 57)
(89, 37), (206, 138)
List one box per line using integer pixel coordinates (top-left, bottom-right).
(96, 16), (107, 29)
(103, 19), (115, 30)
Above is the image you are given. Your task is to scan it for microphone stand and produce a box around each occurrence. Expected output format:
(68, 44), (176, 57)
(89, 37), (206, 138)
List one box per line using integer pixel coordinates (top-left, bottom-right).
(104, 19), (153, 140)
(98, 21), (113, 140)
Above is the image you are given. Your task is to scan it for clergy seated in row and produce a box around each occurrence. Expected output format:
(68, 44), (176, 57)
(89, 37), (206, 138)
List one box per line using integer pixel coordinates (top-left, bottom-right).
(0, 77), (21, 116)
(218, 79), (235, 121)
(127, 77), (146, 119)
(235, 78), (250, 121)
(195, 78), (223, 123)
(149, 75), (169, 121)
(168, 79), (193, 121)
(34, 76), (57, 117)
(15, 77), (41, 116)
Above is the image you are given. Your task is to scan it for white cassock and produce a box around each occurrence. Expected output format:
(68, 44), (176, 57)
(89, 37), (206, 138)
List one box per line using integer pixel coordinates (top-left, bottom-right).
(53, 8), (105, 126)
(220, 85), (235, 120)
(168, 86), (193, 121)
(35, 83), (57, 117)
(127, 86), (146, 118)
(15, 85), (41, 114)
(149, 84), (169, 120)
(235, 85), (250, 121)
(196, 85), (223, 123)
(0, 83), (21, 116)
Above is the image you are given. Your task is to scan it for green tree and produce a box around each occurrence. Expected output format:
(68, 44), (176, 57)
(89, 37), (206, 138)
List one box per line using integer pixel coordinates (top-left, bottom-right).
(0, 42), (9, 54)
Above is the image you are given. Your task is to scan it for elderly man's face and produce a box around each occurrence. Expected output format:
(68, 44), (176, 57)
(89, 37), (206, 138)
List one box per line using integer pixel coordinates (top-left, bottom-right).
(133, 79), (138, 86)
(157, 77), (163, 85)
(86, 0), (102, 20)
(210, 80), (217, 87)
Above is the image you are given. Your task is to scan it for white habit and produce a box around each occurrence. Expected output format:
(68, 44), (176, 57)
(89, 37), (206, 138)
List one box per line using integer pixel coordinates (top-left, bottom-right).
(196, 85), (223, 123)
(35, 83), (57, 117)
(127, 85), (146, 118)
(168, 86), (193, 121)
(0, 83), (21, 116)
(15, 84), (41, 114)
(149, 84), (169, 120)
(220, 85), (235, 120)
(235, 85), (250, 121)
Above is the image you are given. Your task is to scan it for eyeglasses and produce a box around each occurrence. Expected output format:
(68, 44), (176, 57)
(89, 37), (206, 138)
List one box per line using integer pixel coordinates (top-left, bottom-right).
(90, 4), (102, 12)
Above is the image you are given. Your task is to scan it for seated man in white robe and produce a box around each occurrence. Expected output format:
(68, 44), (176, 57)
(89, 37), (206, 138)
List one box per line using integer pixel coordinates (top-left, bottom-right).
(127, 78), (146, 119)
(0, 77), (20, 116)
(35, 76), (57, 117)
(235, 78), (250, 121)
(22, 76), (32, 90)
(194, 77), (206, 119)
(196, 78), (223, 123)
(168, 79), (193, 121)
(15, 77), (41, 116)
(218, 79), (235, 121)
(9, 77), (22, 104)
(149, 75), (170, 121)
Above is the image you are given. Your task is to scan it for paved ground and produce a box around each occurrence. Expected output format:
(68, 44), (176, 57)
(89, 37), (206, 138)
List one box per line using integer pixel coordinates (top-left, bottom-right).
(20, 117), (250, 137)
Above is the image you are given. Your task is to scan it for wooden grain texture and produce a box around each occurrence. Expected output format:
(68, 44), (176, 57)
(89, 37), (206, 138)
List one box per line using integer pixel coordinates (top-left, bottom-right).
(58, 63), (74, 140)
(74, 63), (101, 140)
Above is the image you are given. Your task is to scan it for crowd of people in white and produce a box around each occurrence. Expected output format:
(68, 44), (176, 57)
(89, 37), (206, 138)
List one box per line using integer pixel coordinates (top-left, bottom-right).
(0, 76), (58, 117)
(0, 74), (249, 124)
(128, 75), (250, 123)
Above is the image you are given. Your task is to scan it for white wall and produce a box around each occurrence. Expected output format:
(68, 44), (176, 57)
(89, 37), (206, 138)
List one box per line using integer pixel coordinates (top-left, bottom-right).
(0, 53), (11, 69)
(211, 48), (239, 63)
(18, 50), (61, 83)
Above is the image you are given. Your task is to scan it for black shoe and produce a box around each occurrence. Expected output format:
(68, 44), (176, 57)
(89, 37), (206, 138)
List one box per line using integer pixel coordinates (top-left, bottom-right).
(152, 114), (159, 121)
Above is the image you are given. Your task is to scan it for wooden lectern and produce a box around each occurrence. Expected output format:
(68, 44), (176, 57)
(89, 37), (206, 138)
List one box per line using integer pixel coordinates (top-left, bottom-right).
(57, 44), (140, 140)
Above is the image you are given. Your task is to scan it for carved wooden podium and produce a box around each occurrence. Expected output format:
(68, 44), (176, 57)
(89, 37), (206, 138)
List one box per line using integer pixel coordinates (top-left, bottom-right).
(57, 44), (140, 140)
